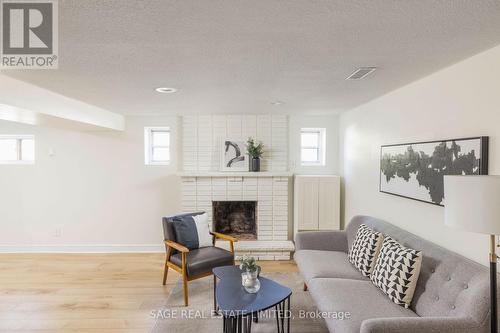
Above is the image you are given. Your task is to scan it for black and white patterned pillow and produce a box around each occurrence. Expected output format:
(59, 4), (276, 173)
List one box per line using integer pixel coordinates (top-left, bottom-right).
(348, 224), (384, 277)
(370, 236), (422, 308)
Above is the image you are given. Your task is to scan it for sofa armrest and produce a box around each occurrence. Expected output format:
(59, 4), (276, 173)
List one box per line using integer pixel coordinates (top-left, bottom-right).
(294, 230), (348, 252)
(361, 317), (482, 333)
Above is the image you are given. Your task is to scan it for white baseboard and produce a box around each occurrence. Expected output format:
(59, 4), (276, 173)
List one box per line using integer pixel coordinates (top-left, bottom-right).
(0, 244), (164, 253)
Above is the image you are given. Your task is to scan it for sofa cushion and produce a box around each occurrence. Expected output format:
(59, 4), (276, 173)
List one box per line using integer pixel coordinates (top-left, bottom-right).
(371, 236), (423, 308)
(294, 250), (367, 283)
(348, 224), (383, 277)
(308, 278), (418, 333)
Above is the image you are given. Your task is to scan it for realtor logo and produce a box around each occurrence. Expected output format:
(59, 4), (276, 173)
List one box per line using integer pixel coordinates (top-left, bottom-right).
(1, 0), (58, 68)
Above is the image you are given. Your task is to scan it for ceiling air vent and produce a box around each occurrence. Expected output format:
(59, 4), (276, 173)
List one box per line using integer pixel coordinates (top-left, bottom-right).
(345, 67), (377, 80)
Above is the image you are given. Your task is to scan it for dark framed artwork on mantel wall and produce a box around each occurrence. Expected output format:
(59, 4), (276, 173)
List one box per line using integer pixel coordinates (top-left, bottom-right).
(379, 136), (489, 206)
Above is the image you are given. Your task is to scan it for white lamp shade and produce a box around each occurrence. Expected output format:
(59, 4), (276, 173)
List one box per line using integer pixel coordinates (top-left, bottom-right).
(444, 175), (500, 235)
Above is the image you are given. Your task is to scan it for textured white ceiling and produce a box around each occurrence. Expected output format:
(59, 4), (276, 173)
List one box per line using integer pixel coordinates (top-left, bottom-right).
(4, 0), (500, 115)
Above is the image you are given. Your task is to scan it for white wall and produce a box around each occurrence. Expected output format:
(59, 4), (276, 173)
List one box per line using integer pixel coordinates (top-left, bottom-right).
(339, 44), (500, 265)
(289, 115), (339, 175)
(0, 116), (180, 252)
(0, 113), (336, 251)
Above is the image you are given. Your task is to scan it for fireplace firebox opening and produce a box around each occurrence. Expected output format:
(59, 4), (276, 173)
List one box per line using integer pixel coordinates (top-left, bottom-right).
(212, 201), (257, 240)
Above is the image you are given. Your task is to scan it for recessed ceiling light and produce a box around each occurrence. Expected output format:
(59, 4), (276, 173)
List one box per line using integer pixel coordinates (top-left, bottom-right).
(345, 67), (377, 80)
(271, 101), (285, 105)
(155, 87), (178, 94)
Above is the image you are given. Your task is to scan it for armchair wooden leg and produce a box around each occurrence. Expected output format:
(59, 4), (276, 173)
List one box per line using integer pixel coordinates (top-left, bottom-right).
(183, 277), (188, 306)
(183, 272), (188, 306)
(182, 252), (188, 306)
(213, 275), (217, 312)
(163, 246), (173, 286)
(162, 260), (169, 286)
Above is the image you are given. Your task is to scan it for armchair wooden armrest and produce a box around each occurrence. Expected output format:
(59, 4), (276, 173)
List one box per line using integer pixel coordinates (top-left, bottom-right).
(164, 240), (190, 253)
(210, 232), (238, 242)
(210, 232), (237, 254)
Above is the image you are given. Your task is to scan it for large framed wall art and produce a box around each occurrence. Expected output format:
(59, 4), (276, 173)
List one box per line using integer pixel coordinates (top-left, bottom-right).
(380, 137), (489, 206)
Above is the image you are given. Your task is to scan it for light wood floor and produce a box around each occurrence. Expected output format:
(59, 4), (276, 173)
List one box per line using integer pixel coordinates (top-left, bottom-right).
(0, 253), (297, 333)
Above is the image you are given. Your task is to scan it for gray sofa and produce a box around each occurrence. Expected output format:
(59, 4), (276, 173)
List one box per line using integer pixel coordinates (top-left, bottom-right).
(294, 215), (491, 333)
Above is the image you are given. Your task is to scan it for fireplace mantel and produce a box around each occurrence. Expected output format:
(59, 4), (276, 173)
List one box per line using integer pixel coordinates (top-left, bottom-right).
(178, 171), (293, 178)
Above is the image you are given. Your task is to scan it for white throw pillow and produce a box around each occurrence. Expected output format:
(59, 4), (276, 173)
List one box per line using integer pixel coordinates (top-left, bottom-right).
(348, 224), (384, 277)
(192, 213), (213, 248)
(370, 236), (423, 308)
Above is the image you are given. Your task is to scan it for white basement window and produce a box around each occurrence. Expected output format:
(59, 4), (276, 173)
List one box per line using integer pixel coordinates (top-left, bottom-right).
(144, 127), (170, 165)
(0, 135), (35, 164)
(300, 128), (326, 166)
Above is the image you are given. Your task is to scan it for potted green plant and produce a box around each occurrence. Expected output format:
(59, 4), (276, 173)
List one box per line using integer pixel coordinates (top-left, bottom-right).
(246, 137), (264, 172)
(239, 255), (260, 293)
(240, 255), (258, 273)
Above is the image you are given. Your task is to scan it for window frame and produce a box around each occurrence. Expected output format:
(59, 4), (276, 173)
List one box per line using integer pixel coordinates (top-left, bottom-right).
(300, 128), (326, 166)
(0, 134), (35, 165)
(144, 127), (170, 166)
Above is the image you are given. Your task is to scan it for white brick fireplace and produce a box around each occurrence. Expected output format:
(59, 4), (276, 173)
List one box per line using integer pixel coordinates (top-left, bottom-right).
(179, 115), (295, 260)
(179, 173), (294, 260)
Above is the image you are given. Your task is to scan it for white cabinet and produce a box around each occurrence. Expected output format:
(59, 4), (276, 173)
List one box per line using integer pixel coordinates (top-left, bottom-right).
(295, 177), (319, 230)
(318, 177), (340, 230)
(294, 175), (340, 236)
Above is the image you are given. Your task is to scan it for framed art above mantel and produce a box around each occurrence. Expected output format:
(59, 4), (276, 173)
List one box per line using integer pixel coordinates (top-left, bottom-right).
(379, 136), (489, 206)
(220, 138), (249, 172)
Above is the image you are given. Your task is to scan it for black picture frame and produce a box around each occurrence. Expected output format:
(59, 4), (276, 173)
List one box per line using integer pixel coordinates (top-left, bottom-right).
(379, 136), (489, 207)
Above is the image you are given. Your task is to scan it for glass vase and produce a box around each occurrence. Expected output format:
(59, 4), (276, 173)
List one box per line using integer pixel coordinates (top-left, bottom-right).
(243, 270), (261, 294)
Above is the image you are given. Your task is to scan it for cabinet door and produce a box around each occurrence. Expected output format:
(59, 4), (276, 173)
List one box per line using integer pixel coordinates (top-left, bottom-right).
(318, 177), (340, 230)
(296, 177), (319, 230)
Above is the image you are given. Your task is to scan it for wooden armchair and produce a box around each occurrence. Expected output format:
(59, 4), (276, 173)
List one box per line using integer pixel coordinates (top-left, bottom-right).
(161, 212), (237, 306)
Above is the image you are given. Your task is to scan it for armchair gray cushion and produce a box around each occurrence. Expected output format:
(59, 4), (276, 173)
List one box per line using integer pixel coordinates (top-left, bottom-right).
(162, 212), (206, 254)
(170, 215), (201, 250)
(162, 212), (205, 241)
(170, 247), (234, 277)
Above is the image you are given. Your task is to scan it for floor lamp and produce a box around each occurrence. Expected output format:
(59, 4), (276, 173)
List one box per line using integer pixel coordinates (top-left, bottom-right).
(444, 175), (500, 333)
